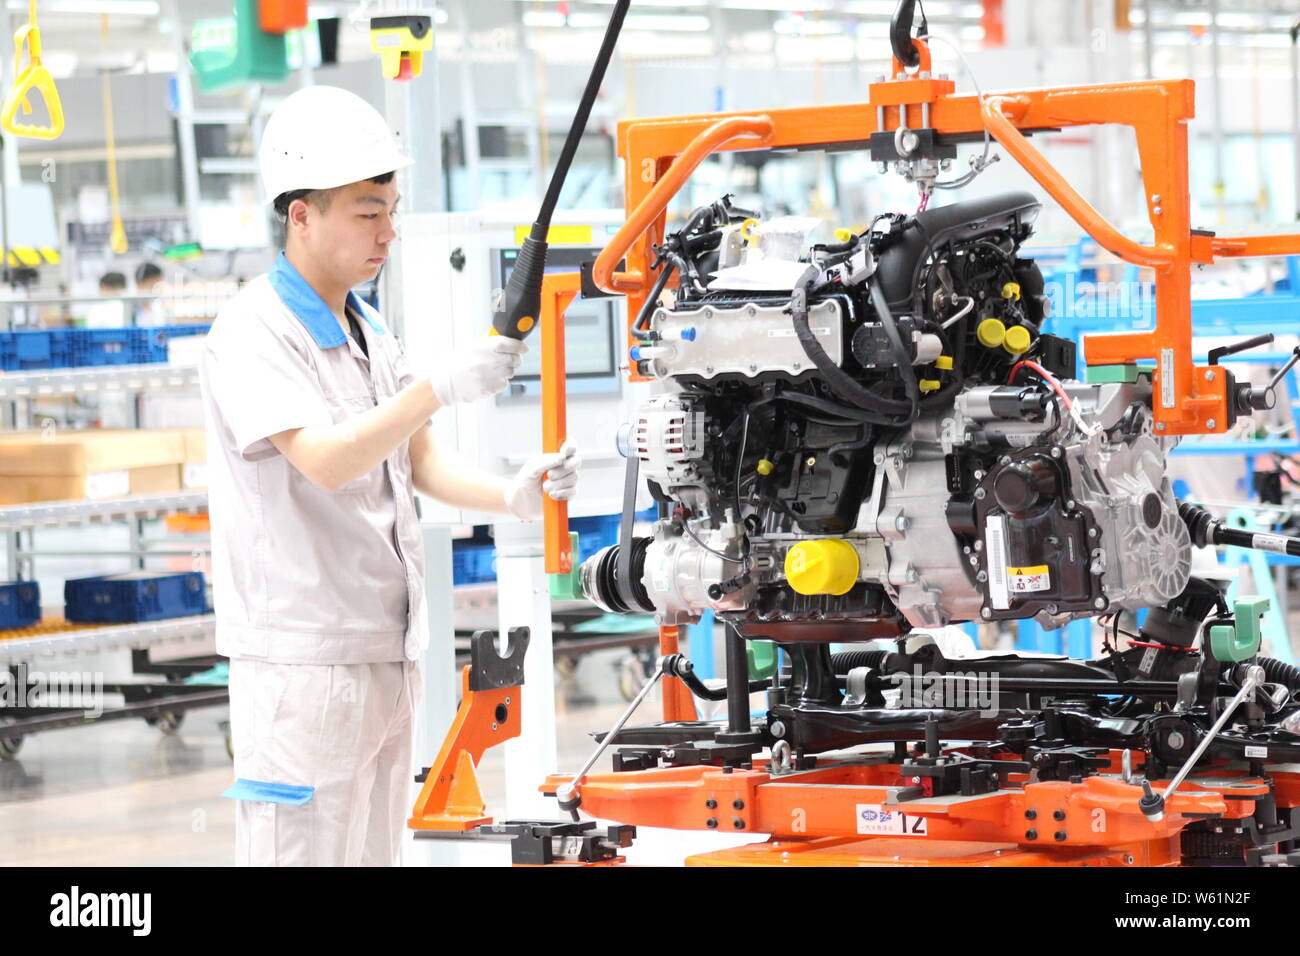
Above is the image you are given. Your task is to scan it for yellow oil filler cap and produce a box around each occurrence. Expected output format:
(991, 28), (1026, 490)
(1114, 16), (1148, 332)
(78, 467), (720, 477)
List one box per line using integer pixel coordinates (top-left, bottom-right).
(1001, 281), (1021, 301)
(977, 318), (1006, 349)
(756, 459), (774, 476)
(1003, 325), (1032, 355)
(785, 539), (860, 596)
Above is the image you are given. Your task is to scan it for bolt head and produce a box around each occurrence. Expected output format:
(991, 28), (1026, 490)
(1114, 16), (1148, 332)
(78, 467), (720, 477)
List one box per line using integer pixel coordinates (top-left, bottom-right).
(1206, 418), (1217, 430)
(981, 607), (993, 619)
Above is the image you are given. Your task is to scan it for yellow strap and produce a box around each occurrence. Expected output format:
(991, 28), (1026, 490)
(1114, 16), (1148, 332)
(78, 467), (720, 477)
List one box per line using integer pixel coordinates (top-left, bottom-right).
(101, 14), (125, 254)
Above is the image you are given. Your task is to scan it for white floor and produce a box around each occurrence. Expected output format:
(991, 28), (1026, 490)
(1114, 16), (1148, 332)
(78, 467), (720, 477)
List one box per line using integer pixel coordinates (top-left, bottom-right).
(0, 645), (766, 866)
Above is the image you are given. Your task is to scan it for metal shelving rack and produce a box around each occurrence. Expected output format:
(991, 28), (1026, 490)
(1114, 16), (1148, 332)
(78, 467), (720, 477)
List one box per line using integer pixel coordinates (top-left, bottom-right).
(0, 364), (200, 402)
(0, 614), (217, 666)
(0, 325), (223, 756)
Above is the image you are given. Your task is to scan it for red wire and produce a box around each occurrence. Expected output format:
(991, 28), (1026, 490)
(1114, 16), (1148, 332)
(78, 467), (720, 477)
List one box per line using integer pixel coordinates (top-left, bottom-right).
(1126, 639), (1200, 654)
(1008, 359), (1074, 411)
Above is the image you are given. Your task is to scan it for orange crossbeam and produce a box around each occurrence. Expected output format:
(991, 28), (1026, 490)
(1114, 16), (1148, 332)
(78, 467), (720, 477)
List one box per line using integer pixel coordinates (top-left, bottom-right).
(588, 44), (1300, 435)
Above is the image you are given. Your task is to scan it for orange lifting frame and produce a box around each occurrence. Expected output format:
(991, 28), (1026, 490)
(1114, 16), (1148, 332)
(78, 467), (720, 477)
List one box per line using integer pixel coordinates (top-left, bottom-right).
(588, 38), (1300, 437)
(538, 272), (697, 722)
(540, 37), (1300, 724)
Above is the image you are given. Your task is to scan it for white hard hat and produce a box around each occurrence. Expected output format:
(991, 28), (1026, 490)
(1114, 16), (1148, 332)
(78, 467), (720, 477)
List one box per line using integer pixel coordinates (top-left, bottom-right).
(257, 85), (414, 206)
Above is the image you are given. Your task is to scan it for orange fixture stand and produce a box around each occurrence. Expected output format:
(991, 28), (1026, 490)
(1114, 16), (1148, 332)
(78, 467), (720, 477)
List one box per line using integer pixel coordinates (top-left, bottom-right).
(408, 629), (527, 832)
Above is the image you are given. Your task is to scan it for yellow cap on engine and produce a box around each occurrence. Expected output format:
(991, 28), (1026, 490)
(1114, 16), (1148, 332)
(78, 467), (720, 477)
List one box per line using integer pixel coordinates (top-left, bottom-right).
(1003, 325), (1032, 355)
(977, 318), (1006, 348)
(1001, 282), (1021, 301)
(934, 355), (953, 370)
(740, 218), (760, 246)
(785, 539), (860, 596)
(834, 228), (855, 243)
(756, 458), (774, 476)
(919, 378), (941, 393)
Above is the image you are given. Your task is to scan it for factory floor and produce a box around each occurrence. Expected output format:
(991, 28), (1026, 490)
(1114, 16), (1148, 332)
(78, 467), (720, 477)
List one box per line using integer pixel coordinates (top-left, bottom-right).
(0, 645), (748, 866)
(4, 606), (1298, 866)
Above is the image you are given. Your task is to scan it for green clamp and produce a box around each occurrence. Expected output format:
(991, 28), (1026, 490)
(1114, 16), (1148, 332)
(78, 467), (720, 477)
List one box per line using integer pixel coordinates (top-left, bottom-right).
(1208, 596), (1268, 663)
(747, 640), (777, 680)
(547, 532), (583, 601)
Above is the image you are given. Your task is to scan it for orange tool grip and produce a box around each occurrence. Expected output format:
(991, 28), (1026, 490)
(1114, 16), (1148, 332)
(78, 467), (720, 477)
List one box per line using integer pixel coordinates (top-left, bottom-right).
(540, 273), (581, 575)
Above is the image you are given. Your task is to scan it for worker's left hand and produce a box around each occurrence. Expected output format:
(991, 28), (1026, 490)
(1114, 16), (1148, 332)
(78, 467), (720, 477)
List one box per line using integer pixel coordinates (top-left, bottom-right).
(504, 440), (581, 521)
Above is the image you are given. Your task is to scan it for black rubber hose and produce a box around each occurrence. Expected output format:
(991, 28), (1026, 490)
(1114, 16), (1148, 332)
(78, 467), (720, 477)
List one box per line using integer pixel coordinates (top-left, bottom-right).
(616, 454), (640, 610)
(1260, 657), (1300, 692)
(764, 389), (895, 425)
(671, 662), (771, 702)
(790, 288), (912, 420)
(632, 256), (677, 334)
(829, 649), (889, 674)
(869, 277), (920, 421)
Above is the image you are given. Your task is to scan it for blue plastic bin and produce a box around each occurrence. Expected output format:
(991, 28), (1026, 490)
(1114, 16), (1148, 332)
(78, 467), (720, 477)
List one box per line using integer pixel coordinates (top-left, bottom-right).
(68, 328), (169, 367)
(0, 581), (40, 630)
(64, 571), (207, 624)
(452, 543), (497, 586)
(0, 330), (73, 370)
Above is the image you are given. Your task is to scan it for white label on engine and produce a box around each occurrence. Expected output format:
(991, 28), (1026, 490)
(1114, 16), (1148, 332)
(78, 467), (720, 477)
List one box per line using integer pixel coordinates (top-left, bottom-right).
(1245, 745), (1268, 759)
(1007, 565), (1051, 593)
(985, 516), (1010, 610)
(767, 327), (830, 338)
(1138, 646), (1159, 675)
(1252, 533), (1289, 555)
(856, 804), (927, 836)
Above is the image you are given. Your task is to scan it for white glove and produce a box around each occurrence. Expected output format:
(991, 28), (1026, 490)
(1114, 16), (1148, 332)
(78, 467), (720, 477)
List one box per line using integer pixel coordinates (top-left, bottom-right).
(428, 336), (527, 406)
(504, 440), (581, 521)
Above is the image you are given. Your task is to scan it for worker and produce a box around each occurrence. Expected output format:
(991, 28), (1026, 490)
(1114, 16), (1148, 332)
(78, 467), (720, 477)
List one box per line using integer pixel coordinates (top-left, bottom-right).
(135, 262), (163, 293)
(198, 85), (582, 867)
(84, 271), (127, 328)
(134, 262), (166, 327)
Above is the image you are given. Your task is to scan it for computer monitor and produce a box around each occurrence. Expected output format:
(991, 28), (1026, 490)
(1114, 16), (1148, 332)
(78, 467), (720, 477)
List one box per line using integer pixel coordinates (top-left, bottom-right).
(494, 245), (622, 395)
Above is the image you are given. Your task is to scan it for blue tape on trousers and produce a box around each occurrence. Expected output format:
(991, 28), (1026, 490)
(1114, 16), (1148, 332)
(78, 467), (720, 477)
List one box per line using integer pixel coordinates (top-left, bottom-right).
(222, 778), (315, 805)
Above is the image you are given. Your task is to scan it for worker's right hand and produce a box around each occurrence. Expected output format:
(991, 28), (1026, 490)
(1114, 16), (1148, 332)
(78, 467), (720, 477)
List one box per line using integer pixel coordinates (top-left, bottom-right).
(429, 336), (527, 406)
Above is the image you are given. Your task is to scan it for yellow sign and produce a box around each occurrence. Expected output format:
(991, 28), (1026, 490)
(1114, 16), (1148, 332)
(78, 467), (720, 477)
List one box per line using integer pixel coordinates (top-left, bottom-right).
(513, 224), (594, 246)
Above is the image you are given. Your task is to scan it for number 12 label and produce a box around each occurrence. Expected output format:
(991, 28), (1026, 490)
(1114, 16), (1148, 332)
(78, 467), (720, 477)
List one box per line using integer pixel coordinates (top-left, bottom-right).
(856, 804), (928, 836)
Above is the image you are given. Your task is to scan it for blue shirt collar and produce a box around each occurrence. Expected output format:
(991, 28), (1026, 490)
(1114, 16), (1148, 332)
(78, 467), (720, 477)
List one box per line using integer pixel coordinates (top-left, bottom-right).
(268, 251), (387, 349)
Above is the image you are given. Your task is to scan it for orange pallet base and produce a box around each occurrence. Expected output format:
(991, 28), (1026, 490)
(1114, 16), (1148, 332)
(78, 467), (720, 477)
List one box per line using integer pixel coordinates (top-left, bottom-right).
(687, 835), (1181, 867)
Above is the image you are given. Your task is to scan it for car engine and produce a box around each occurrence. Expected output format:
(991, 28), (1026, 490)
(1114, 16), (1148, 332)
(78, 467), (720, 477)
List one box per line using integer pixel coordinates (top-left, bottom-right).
(579, 190), (1191, 642)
